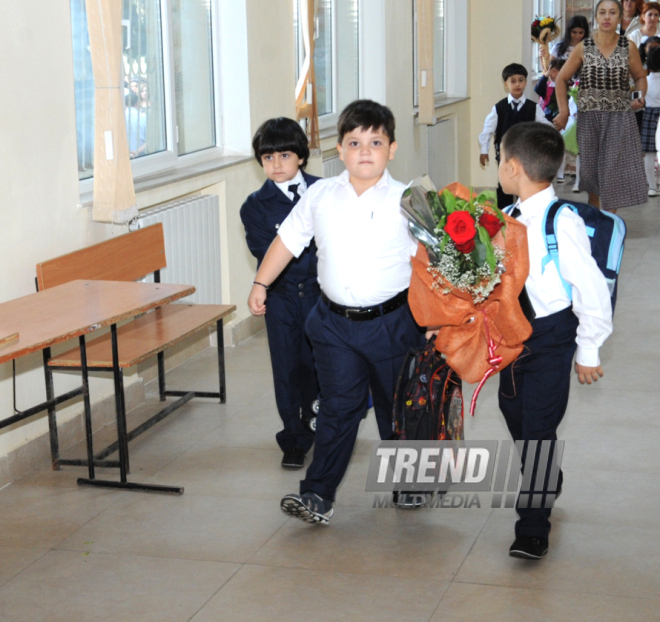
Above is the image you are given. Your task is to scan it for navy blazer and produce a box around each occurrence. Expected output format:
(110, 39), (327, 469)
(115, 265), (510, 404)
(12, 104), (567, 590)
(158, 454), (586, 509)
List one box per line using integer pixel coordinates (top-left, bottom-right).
(240, 171), (321, 295)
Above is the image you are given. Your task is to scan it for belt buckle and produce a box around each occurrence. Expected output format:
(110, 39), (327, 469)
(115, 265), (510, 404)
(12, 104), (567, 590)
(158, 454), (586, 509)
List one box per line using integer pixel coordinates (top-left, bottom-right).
(344, 307), (363, 320)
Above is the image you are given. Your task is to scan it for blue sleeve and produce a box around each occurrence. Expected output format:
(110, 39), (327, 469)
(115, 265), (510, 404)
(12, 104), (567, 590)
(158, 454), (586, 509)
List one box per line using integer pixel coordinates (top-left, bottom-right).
(240, 195), (274, 262)
(535, 77), (548, 99)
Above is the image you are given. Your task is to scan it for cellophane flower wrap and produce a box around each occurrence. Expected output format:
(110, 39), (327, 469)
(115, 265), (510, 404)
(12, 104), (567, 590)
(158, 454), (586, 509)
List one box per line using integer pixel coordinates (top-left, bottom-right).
(402, 178), (532, 407)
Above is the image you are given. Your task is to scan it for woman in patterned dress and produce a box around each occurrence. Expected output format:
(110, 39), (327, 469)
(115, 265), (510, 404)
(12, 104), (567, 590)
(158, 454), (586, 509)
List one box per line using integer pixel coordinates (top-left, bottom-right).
(554, 0), (648, 212)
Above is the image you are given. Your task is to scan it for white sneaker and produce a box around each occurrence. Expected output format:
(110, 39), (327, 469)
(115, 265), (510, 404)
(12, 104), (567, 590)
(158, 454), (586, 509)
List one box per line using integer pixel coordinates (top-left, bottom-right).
(556, 177), (565, 184)
(649, 188), (659, 197)
(571, 184), (580, 193)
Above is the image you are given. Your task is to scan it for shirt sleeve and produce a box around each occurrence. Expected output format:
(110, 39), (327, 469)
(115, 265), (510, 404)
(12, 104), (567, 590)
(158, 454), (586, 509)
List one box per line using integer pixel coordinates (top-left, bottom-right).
(536, 102), (553, 126)
(555, 213), (613, 366)
(478, 106), (498, 154)
(276, 182), (317, 258)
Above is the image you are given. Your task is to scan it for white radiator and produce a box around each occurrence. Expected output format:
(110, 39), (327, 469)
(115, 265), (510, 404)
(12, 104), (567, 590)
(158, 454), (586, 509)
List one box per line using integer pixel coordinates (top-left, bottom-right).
(322, 154), (345, 178)
(427, 118), (457, 190)
(135, 194), (222, 304)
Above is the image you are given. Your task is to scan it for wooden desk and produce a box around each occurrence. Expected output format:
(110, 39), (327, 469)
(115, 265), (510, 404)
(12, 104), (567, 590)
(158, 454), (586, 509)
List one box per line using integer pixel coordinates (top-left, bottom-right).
(0, 280), (194, 494)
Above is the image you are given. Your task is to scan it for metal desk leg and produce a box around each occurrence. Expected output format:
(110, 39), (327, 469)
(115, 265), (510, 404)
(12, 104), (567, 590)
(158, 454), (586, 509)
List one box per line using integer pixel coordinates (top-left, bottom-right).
(42, 348), (60, 470)
(109, 323), (129, 483)
(216, 319), (226, 404)
(157, 351), (166, 402)
(78, 334), (95, 480)
(77, 322), (184, 495)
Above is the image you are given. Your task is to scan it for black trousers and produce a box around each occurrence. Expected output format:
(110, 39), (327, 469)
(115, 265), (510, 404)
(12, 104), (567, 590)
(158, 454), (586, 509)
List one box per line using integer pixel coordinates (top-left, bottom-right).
(264, 289), (319, 453)
(498, 307), (578, 539)
(300, 299), (424, 501)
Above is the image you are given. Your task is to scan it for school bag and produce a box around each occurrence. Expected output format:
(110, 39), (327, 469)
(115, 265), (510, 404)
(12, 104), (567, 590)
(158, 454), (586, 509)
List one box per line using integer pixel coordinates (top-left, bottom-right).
(393, 336), (464, 441)
(543, 199), (626, 311)
(506, 198), (626, 311)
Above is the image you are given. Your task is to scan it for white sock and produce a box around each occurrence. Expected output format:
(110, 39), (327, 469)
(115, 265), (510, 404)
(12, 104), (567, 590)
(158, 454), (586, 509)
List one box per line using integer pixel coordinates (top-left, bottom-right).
(557, 154), (566, 179)
(574, 156), (580, 186)
(644, 153), (657, 191)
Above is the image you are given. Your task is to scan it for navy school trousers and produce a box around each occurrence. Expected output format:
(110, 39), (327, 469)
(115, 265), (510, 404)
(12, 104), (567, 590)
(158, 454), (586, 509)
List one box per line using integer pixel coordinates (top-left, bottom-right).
(498, 306), (579, 539)
(301, 297), (425, 501)
(264, 287), (319, 453)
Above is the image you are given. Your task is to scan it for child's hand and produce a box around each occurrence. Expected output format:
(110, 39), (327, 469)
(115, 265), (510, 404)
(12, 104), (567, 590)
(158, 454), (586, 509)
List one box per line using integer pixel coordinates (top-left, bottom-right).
(248, 284), (268, 316)
(553, 111), (569, 131)
(575, 363), (604, 385)
(479, 154), (489, 167)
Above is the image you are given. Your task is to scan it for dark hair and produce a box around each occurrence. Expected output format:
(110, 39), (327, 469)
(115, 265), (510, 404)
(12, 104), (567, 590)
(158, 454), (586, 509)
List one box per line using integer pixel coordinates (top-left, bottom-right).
(502, 63), (528, 81)
(337, 99), (396, 143)
(554, 15), (590, 59)
(595, 0), (623, 17)
(501, 122), (564, 183)
(640, 35), (660, 63)
(647, 44), (660, 70)
(252, 117), (310, 168)
(125, 92), (139, 107)
(548, 58), (566, 71)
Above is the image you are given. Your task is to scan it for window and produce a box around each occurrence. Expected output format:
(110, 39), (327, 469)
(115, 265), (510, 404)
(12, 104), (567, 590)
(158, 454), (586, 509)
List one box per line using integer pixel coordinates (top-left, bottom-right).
(71, 0), (218, 182)
(565, 0), (594, 28)
(294, 0), (360, 128)
(413, 0), (447, 106)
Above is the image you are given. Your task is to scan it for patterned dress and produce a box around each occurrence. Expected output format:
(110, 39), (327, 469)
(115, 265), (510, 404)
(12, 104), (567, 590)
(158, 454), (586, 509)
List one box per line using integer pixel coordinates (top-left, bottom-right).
(577, 36), (647, 209)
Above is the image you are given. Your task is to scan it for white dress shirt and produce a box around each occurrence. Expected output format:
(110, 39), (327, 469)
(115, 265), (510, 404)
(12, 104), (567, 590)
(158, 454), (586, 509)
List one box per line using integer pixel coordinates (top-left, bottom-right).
(479, 95), (552, 155)
(277, 169), (418, 306)
(274, 170), (306, 202)
(514, 186), (613, 367)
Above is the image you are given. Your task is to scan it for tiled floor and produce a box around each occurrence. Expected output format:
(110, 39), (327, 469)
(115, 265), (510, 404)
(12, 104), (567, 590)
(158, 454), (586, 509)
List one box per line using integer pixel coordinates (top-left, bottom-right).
(0, 182), (659, 621)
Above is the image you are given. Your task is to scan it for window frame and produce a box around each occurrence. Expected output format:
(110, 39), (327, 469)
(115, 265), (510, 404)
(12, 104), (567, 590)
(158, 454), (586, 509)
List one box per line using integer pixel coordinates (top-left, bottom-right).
(75, 0), (227, 198)
(295, 0), (361, 135)
(412, 0), (448, 107)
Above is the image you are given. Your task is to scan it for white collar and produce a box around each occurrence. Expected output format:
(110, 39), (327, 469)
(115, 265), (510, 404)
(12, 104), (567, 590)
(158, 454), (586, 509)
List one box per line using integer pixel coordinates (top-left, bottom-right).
(507, 93), (527, 106)
(337, 168), (393, 189)
(516, 185), (556, 218)
(274, 170), (305, 197)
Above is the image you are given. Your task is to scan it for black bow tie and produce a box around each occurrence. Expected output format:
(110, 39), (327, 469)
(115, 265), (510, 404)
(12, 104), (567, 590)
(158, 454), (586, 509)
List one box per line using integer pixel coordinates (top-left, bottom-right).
(288, 183), (301, 204)
(510, 206), (521, 218)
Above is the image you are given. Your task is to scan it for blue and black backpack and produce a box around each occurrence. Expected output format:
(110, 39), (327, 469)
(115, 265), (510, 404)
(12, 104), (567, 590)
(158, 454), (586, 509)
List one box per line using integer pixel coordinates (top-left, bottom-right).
(507, 198), (627, 312)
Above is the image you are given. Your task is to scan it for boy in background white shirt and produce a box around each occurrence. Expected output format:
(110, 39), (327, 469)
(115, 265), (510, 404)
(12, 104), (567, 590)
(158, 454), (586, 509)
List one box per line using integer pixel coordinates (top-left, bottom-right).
(248, 100), (424, 524)
(498, 122), (613, 560)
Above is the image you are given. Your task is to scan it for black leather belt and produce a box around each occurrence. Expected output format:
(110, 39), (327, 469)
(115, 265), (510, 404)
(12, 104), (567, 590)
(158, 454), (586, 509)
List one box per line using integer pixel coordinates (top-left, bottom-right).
(320, 289), (408, 322)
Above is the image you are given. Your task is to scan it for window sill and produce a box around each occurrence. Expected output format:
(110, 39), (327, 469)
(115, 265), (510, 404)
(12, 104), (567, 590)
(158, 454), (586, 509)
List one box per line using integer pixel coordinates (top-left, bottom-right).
(78, 153), (253, 208)
(413, 96), (470, 123)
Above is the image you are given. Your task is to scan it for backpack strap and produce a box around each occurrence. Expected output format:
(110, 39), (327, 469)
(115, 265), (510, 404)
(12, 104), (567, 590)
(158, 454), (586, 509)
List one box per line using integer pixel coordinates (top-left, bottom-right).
(541, 198), (575, 299)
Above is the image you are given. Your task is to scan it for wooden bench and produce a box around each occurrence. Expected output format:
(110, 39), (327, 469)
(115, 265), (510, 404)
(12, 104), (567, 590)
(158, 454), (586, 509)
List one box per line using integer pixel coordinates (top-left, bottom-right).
(36, 223), (235, 474)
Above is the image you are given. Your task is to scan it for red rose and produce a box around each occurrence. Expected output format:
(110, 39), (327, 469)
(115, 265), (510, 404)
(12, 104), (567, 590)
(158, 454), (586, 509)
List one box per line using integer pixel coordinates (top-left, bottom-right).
(479, 213), (504, 238)
(455, 239), (476, 253)
(532, 19), (540, 26)
(445, 211), (476, 253)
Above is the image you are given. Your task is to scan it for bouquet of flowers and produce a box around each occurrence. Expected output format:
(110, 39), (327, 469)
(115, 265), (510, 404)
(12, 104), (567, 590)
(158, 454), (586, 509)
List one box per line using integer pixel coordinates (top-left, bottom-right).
(402, 178), (533, 414)
(532, 16), (560, 72)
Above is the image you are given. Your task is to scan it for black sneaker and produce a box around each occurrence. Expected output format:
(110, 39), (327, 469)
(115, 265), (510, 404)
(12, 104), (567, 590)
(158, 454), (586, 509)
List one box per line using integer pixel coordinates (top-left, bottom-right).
(509, 536), (549, 560)
(281, 449), (305, 469)
(392, 491), (429, 509)
(280, 492), (334, 525)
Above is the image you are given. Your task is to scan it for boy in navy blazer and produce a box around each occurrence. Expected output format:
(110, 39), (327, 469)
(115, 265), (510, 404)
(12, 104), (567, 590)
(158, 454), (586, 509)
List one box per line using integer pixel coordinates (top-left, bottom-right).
(240, 117), (321, 469)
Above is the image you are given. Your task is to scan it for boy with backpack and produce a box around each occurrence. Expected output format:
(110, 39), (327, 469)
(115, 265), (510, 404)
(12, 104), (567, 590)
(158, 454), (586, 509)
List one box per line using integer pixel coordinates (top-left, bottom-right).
(497, 122), (614, 560)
